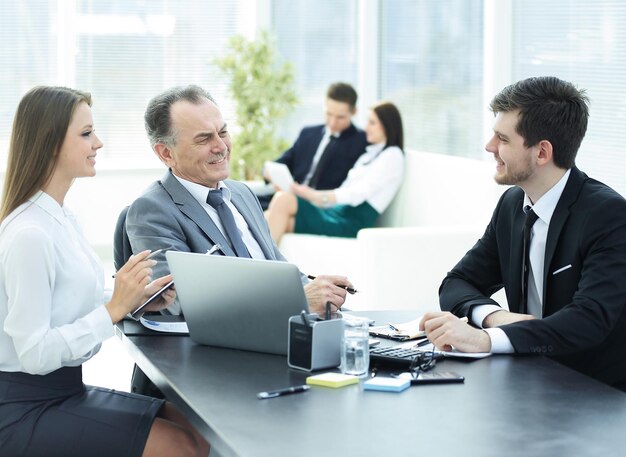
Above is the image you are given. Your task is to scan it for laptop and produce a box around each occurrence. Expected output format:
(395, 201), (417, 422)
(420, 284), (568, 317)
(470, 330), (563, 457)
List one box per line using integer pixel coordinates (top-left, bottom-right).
(165, 251), (309, 355)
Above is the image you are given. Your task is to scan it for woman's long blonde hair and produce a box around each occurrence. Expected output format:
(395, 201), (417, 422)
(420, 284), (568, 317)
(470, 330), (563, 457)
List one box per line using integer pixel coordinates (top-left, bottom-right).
(0, 86), (92, 221)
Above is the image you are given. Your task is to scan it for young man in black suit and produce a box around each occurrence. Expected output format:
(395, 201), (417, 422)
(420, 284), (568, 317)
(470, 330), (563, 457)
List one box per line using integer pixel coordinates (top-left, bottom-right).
(259, 82), (367, 208)
(420, 76), (626, 390)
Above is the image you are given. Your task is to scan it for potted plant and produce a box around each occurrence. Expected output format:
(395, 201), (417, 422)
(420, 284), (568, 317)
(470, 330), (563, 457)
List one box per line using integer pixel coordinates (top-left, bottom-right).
(214, 30), (298, 180)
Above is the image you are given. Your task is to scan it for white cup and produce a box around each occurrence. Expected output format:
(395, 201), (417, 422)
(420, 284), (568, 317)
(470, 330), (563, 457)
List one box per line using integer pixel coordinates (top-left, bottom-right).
(341, 316), (370, 377)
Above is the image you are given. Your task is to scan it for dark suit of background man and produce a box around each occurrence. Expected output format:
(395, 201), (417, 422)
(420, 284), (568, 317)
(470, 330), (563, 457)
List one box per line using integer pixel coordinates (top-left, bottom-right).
(420, 76), (626, 390)
(259, 82), (367, 209)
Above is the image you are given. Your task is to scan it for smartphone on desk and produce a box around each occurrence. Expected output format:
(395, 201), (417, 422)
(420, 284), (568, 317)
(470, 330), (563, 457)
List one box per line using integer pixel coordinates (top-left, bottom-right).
(411, 371), (464, 384)
(130, 280), (174, 319)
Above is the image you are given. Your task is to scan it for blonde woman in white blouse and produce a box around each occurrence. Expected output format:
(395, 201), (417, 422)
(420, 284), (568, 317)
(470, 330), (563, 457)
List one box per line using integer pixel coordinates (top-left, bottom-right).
(266, 101), (405, 243)
(0, 87), (208, 457)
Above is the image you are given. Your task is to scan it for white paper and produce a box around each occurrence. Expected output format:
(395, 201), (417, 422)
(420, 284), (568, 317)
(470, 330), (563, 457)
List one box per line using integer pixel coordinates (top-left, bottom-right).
(140, 315), (189, 333)
(264, 161), (294, 191)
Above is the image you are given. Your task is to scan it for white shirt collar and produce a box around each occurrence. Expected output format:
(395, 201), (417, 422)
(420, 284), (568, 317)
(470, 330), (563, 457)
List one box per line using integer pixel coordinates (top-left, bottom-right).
(28, 190), (73, 224)
(324, 126), (341, 139)
(523, 169), (571, 224)
(172, 174), (232, 205)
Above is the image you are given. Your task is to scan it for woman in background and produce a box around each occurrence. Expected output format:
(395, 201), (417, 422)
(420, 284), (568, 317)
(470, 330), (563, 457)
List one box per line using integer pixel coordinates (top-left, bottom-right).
(0, 86), (208, 457)
(265, 101), (405, 243)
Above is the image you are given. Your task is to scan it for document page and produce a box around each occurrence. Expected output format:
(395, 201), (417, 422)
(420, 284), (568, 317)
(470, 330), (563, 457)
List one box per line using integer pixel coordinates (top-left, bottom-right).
(370, 317), (426, 341)
(264, 161), (294, 191)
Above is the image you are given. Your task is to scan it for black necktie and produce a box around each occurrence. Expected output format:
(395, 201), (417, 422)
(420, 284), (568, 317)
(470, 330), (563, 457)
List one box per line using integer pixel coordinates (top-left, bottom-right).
(206, 189), (251, 258)
(308, 136), (337, 188)
(521, 206), (539, 314)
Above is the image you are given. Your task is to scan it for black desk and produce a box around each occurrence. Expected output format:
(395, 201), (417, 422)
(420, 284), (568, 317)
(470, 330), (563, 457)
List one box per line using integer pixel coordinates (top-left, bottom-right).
(117, 311), (626, 457)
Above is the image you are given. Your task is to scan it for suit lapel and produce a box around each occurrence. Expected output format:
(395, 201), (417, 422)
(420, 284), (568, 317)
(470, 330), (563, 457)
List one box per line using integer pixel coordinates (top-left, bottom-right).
(228, 182), (275, 259)
(542, 168), (587, 305)
(161, 171), (237, 256)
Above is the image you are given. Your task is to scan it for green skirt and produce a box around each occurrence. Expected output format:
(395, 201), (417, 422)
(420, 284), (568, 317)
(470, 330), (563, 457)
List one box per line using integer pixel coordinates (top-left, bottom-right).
(294, 198), (379, 238)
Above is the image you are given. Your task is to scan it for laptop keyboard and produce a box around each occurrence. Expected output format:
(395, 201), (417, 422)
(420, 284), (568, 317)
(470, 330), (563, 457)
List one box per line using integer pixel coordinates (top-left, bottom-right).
(369, 346), (426, 366)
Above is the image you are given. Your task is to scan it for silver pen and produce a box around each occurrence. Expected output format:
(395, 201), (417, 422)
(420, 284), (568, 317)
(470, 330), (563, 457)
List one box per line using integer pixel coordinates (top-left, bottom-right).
(207, 244), (223, 255)
(112, 249), (164, 278)
(257, 385), (310, 399)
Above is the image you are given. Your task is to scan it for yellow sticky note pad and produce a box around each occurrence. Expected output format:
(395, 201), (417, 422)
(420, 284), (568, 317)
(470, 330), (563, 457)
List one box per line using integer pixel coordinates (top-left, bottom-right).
(306, 372), (360, 388)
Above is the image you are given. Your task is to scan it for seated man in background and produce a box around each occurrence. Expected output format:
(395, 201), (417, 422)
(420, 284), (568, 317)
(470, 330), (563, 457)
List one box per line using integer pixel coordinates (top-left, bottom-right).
(125, 85), (353, 316)
(420, 76), (626, 390)
(259, 82), (367, 209)
(265, 101), (405, 244)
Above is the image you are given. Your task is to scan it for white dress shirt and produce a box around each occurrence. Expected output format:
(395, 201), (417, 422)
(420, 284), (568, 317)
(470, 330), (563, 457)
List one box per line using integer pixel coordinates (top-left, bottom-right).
(302, 128), (339, 185)
(174, 176), (266, 259)
(333, 143), (405, 213)
(0, 191), (113, 375)
(473, 169), (571, 352)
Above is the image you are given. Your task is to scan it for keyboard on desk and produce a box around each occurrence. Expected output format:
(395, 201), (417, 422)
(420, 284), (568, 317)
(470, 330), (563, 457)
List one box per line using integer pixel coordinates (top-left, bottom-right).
(370, 346), (425, 366)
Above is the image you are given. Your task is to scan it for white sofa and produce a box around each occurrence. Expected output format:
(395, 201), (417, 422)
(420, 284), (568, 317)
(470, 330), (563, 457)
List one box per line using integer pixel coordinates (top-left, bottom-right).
(279, 150), (507, 311)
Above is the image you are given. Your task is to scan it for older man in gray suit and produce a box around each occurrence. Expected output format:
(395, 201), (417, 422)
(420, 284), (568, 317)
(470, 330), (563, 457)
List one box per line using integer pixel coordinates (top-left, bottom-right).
(125, 85), (352, 315)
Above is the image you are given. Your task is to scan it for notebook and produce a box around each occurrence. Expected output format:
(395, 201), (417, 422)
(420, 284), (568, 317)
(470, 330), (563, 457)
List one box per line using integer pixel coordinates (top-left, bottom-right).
(165, 251), (309, 355)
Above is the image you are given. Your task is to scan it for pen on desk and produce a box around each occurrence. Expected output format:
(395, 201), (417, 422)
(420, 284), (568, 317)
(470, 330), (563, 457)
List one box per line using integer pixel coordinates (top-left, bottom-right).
(388, 323), (401, 332)
(257, 385), (310, 400)
(112, 249), (164, 278)
(307, 275), (358, 294)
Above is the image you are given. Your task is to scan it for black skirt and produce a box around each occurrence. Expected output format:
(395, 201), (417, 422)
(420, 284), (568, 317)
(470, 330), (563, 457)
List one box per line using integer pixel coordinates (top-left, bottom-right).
(0, 366), (164, 457)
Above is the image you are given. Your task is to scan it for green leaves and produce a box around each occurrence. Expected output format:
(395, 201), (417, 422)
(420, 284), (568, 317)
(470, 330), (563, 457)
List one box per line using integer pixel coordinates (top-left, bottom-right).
(214, 31), (298, 180)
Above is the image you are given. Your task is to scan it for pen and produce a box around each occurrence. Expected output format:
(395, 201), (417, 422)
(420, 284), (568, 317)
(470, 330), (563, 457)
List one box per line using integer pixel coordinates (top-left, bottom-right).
(257, 385), (310, 399)
(301, 310), (311, 327)
(307, 275), (358, 294)
(207, 244), (223, 255)
(325, 301), (331, 320)
(416, 338), (431, 347)
(112, 249), (164, 278)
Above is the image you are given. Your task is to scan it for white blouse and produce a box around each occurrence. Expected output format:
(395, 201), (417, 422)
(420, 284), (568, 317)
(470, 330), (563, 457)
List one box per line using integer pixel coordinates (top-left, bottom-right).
(0, 191), (113, 375)
(333, 143), (404, 214)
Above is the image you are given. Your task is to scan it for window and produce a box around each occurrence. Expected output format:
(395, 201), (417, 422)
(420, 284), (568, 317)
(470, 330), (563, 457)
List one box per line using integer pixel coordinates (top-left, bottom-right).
(271, 0), (359, 142)
(0, 0), (242, 169)
(379, 0), (484, 158)
(512, 0), (626, 196)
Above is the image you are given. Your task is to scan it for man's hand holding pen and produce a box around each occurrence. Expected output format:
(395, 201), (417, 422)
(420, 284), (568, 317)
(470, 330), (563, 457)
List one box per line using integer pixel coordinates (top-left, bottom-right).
(303, 274), (355, 315)
(307, 275), (357, 294)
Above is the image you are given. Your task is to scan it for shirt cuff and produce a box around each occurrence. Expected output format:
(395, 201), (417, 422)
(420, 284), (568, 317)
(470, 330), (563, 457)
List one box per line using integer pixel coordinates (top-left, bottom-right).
(85, 305), (116, 342)
(332, 187), (348, 205)
(471, 304), (503, 328)
(484, 327), (515, 353)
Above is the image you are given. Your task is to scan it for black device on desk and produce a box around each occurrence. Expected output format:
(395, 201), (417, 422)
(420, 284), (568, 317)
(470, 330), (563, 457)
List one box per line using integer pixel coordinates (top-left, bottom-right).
(369, 345), (441, 366)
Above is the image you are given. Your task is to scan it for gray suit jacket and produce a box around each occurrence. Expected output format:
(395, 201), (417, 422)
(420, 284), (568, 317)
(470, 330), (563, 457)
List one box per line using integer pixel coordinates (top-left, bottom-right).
(126, 170), (304, 312)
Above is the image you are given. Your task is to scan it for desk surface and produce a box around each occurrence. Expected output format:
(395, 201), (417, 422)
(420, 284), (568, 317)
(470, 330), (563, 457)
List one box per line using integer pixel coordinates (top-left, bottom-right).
(118, 311), (626, 457)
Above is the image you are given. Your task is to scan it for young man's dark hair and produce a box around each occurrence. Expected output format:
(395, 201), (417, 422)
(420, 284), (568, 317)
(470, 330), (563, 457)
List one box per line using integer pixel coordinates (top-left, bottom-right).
(326, 82), (358, 110)
(489, 76), (589, 169)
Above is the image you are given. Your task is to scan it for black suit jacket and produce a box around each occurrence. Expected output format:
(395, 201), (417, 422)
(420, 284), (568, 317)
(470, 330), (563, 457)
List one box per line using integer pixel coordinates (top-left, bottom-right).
(440, 167), (626, 388)
(276, 123), (367, 189)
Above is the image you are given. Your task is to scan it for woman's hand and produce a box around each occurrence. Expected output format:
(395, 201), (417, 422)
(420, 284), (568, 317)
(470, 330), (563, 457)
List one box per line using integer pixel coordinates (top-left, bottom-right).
(291, 183), (316, 200)
(105, 250), (157, 323)
(141, 276), (176, 313)
(291, 183), (336, 207)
